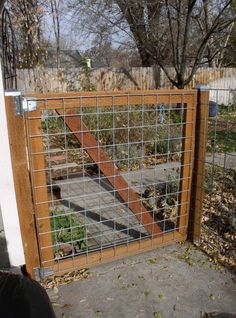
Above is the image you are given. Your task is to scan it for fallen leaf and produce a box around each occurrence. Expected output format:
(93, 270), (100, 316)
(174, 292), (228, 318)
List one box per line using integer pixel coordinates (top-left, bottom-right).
(148, 258), (157, 265)
(209, 293), (216, 301)
(53, 286), (59, 294)
(158, 294), (166, 300)
(52, 303), (61, 308)
(144, 291), (150, 297)
(62, 304), (72, 309)
(95, 310), (103, 316)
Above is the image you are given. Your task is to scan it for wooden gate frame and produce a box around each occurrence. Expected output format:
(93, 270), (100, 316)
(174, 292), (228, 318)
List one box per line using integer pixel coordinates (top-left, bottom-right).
(5, 89), (209, 279)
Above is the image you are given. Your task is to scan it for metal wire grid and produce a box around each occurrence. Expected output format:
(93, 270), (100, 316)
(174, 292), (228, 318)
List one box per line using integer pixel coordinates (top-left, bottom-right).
(24, 92), (196, 271)
(200, 88), (236, 269)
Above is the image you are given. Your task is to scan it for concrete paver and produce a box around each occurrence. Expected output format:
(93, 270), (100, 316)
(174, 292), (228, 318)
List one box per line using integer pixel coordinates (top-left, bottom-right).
(205, 152), (236, 169)
(50, 243), (236, 318)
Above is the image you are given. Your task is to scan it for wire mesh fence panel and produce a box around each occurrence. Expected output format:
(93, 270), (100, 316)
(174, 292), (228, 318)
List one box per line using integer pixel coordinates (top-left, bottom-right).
(199, 88), (236, 270)
(24, 90), (197, 275)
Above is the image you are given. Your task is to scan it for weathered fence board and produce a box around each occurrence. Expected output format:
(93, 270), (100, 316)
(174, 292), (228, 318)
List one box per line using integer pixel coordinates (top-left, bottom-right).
(17, 67), (236, 96)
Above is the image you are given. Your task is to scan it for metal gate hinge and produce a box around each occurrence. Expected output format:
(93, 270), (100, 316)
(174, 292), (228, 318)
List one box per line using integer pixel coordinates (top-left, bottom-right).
(34, 267), (54, 281)
(5, 90), (37, 115)
(5, 90), (22, 115)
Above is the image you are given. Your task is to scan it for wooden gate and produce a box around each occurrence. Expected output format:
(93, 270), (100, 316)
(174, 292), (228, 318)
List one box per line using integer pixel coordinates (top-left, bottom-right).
(5, 89), (208, 279)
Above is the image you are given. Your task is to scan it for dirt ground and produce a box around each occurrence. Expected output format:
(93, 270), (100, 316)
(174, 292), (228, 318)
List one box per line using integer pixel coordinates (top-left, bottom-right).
(47, 242), (236, 318)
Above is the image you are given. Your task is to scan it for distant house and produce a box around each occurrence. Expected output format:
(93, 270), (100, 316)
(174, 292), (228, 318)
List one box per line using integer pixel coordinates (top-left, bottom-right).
(45, 49), (83, 68)
(45, 49), (105, 69)
(90, 60), (108, 68)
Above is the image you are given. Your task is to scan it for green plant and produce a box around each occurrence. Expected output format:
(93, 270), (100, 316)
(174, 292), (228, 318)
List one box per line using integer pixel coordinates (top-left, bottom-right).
(80, 56), (96, 91)
(51, 209), (87, 251)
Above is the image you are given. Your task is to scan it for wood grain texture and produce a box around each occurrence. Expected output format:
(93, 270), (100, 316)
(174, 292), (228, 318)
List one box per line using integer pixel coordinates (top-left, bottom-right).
(26, 110), (54, 264)
(5, 96), (40, 278)
(24, 90), (196, 110)
(178, 94), (197, 235)
(17, 67), (236, 94)
(189, 89), (209, 242)
(49, 231), (186, 275)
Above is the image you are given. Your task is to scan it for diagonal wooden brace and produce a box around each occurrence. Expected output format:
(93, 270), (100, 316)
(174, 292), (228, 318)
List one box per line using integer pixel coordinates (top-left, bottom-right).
(56, 109), (162, 236)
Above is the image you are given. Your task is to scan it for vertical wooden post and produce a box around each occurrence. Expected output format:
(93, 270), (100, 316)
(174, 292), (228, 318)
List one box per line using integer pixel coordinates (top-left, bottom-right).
(5, 96), (40, 277)
(178, 95), (197, 236)
(26, 110), (55, 266)
(189, 86), (209, 242)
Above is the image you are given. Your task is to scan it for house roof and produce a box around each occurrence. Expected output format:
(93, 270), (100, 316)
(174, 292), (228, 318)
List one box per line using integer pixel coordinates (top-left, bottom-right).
(45, 49), (83, 68)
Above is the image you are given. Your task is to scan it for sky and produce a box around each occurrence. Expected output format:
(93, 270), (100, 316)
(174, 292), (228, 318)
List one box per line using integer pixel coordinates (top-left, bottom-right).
(41, 1), (129, 52)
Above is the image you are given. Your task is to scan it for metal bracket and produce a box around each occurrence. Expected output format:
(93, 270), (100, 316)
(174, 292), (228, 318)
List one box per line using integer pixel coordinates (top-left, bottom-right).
(22, 98), (37, 113)
(34, 267), (54, 281)
(5, 90), (22, 115)
(5, 90), (37, 115)
(194, 85), (209, 91)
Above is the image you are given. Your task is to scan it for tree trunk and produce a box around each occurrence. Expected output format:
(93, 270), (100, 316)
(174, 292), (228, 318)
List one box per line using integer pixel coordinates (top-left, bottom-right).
(138, 46), (154, 67)
(0, 0), (5, 13)
(153, 64), (161, 88)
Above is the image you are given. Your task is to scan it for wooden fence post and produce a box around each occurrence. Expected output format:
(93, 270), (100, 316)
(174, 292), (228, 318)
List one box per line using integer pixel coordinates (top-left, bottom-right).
(189, 86), (209, 242)
(5, 95), (40, 278)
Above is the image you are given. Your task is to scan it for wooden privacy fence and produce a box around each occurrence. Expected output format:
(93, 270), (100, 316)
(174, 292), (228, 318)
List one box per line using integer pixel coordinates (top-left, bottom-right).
(17, 66), (236, 93)
(5, 88), (209, 279)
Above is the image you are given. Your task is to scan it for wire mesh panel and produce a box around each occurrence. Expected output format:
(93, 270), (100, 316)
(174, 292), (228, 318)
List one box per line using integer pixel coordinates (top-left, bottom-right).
(198, 88), (236, 270)
(24, 90), (197, 275)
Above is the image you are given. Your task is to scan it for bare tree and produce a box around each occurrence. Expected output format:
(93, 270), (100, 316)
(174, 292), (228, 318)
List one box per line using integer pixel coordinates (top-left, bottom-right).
(69, 0), (161, 66)
(70, 0), (235, 88)
(192, 0), (235, 67)
(115, 0), (164, 66)
(49, 0), (60, 69)
(6, 0), (45, 68)
(115, 0), (236, 88)
(0, 0), (6, 13)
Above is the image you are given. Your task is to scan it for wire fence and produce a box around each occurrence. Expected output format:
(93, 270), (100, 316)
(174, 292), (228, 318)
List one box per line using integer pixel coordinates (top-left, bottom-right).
(24, 91), (196, 274)
(199, 88), (236, 270)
